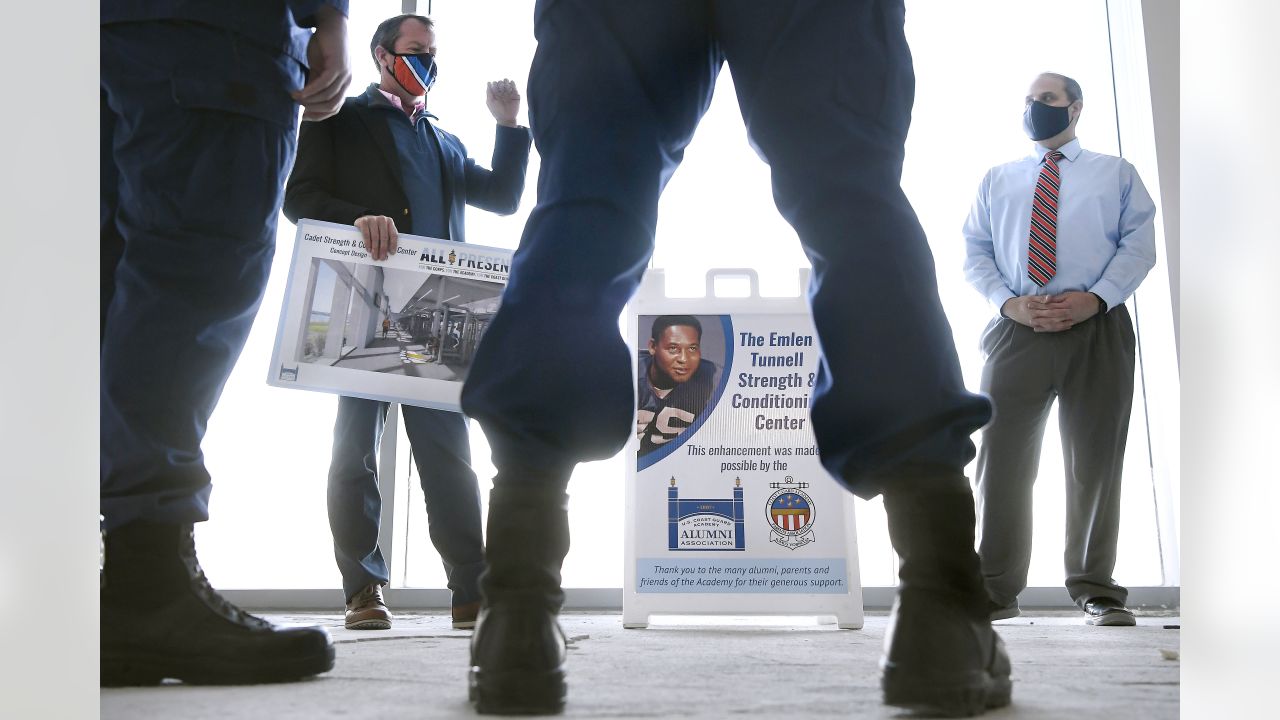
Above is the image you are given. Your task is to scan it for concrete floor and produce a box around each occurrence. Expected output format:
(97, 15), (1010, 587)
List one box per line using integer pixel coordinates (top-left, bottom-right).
(101, 610), (1180, 719)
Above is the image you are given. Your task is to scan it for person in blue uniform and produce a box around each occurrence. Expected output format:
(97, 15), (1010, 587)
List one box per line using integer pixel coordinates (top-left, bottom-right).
(460, 1), (1008, 716)
(100, 0), (351, 686)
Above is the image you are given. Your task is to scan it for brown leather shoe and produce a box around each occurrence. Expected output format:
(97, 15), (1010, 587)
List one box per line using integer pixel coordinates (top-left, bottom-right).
(453, 601), (481, 629)
(345, 584), (392, 630)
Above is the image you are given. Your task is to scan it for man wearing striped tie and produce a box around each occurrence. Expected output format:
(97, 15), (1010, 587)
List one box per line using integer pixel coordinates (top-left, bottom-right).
(963, 72), (1157, 627)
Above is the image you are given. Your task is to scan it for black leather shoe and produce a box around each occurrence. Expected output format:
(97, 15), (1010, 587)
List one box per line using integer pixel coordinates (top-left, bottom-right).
(882, 589), (1013, 717)
(1082, 597), (1136, 626)
(469, 601), (567, 714)
(880, 477), (1013, 716)
(469, 486), (571, 715)
(988, 599), (1020, 621)
(101, 522), (334, 686)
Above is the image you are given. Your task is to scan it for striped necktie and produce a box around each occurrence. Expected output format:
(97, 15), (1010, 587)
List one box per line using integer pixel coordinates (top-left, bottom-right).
(1027, 150), (1065, 287)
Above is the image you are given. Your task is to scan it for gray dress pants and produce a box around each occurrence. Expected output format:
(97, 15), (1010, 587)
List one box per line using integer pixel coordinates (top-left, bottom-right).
(974, 305), (1136, 609)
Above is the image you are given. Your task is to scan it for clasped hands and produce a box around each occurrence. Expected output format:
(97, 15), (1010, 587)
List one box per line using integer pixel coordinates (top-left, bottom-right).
(1001, 291), (1102, 332)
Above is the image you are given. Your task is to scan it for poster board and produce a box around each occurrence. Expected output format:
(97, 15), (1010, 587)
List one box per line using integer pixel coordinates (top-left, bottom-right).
(623, 268), (863, 629)
(266, 219), (512, 411)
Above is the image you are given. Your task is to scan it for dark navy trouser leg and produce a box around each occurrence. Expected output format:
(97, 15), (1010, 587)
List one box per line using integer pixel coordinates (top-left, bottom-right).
(327, 397), (392, 601)
(463, 0), (990, 495)
(100, 22), (299, 530)
(462, 0), (720, 478)
(327, 397), (485, 604)
(403, 405), (485, 606)
(714, 1), (991, 495)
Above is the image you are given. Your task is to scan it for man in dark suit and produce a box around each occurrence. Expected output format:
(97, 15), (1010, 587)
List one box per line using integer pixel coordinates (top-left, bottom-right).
(284, 13), (531, 632)
(101, 0), (350, 686)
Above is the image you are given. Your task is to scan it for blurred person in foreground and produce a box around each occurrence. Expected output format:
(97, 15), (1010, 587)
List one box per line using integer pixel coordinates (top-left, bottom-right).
(101, 0), (351, 685)
(460, 0), (1010, 715)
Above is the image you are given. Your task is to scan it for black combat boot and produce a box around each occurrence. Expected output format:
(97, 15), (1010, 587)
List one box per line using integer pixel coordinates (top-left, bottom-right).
(100, 521), (335, 686)
(469, 485), (570, 715)
(880, 476), (1012, 716)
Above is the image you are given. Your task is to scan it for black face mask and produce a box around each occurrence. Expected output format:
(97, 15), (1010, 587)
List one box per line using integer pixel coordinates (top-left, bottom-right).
(1023, 100), (1072, 141)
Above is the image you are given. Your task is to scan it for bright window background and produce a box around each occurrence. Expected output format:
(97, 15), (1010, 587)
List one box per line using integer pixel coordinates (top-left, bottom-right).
(199, 0), (1175, 595)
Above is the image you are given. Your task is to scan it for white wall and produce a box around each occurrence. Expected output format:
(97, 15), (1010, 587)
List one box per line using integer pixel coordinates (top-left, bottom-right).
(1142, 0), (1180, 357)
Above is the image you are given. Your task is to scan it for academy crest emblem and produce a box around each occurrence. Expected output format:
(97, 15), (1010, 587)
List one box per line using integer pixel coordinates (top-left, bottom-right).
(766, 477), (815, 550)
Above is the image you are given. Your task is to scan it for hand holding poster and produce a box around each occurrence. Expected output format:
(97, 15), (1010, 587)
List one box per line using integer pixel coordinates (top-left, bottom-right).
(267, 219), (513, 411)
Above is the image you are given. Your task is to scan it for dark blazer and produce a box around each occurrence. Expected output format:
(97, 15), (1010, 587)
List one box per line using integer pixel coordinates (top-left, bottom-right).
(283, 89), (532, 244)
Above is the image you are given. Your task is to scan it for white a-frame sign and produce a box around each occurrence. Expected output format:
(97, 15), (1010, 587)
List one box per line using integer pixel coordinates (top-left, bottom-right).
(623, 269), (863, 629)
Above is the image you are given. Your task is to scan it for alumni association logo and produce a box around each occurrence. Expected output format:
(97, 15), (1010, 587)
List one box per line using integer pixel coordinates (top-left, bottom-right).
(667, 477), (746, 551)
(766, 477), (815, 550)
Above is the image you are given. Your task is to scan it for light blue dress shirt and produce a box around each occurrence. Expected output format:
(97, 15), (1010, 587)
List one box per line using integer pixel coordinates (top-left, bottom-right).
(962, 138), (1157, 313)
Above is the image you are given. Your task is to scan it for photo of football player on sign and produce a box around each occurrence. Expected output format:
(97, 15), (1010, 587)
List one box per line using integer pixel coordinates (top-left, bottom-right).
(636, 315), (724, 457)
